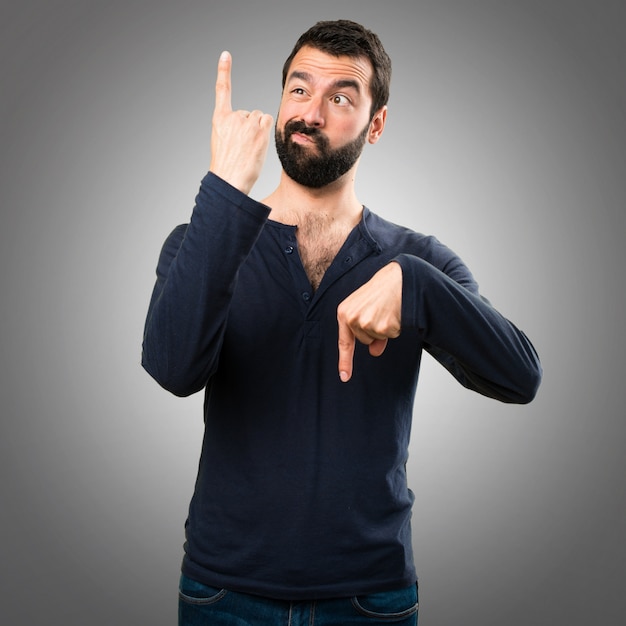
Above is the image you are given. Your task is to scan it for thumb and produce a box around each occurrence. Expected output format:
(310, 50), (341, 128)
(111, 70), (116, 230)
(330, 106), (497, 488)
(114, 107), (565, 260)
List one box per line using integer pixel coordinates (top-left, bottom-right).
(368, 337), (389, 357)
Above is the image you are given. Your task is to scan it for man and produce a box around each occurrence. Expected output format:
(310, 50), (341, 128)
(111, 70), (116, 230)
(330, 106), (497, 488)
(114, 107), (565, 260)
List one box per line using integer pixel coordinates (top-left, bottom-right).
(142, 20), (542, 625)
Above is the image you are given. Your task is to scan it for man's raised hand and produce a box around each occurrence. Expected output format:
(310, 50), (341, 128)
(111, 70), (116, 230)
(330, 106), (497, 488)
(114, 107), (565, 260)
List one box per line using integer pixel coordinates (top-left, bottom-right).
(209, 51), (274, 195)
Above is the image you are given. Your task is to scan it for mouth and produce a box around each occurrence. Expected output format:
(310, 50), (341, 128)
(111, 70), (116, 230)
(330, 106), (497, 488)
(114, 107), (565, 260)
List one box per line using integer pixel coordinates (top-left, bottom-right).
(290, 131), (317, 146)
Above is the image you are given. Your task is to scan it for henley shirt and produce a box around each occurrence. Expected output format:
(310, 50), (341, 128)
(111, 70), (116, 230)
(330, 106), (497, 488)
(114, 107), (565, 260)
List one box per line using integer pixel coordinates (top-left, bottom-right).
(142, 172), (542, 600)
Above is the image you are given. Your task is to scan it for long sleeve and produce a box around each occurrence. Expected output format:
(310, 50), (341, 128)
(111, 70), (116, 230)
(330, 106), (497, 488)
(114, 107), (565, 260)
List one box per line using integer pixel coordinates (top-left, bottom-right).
(141, 173), (270, 397)
(395, 252), (542, 404)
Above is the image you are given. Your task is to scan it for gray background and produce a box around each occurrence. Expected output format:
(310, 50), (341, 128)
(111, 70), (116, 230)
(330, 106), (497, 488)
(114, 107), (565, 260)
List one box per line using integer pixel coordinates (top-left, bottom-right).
(1, 0), (624, 624)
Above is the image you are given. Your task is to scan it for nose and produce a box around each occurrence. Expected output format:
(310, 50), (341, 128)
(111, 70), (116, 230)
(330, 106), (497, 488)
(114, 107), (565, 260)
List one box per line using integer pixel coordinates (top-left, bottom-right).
(300, 97), (325, 128)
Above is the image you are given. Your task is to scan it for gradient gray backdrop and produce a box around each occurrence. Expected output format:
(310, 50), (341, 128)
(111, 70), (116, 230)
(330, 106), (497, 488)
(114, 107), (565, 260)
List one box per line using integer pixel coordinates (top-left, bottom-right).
(1, 1), (625, 624)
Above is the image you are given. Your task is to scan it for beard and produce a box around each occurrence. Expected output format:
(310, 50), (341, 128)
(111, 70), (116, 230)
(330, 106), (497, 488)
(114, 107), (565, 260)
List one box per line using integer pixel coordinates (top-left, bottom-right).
(275, 119), (370, 189)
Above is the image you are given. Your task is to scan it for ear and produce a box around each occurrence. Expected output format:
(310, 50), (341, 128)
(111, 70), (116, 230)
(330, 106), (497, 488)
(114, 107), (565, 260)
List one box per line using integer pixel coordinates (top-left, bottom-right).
(367, 106), (388, 144)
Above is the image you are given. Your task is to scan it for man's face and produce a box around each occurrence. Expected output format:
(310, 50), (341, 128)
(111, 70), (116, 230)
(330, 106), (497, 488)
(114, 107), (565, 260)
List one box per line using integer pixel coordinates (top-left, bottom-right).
(275, 46), (378, 188)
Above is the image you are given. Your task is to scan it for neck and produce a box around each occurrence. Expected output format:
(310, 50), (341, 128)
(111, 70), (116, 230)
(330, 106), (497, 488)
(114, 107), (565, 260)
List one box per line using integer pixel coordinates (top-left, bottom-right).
(263, 168), (363, 227)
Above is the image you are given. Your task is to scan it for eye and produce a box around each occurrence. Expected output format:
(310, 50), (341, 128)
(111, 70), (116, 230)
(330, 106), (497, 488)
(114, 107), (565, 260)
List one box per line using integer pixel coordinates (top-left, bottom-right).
(331, 94), (351, 106)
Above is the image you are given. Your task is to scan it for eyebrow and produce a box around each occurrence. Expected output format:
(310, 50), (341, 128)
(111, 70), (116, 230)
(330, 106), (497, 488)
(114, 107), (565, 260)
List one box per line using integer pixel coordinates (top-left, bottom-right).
(287, 70), (362, 94)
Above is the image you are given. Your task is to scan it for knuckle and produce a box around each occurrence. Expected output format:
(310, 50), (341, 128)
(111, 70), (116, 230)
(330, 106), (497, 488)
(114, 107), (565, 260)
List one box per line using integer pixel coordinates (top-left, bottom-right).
(357, 313), (375, 332)
(337, 338), (353, 350)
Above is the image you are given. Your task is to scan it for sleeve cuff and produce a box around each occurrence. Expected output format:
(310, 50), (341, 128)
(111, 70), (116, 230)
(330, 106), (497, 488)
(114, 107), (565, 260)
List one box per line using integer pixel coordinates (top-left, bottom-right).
(199, 171), (271, 222)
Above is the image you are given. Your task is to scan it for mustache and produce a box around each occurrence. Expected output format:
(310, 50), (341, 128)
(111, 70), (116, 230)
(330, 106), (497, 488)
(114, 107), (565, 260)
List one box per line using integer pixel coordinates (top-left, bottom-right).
(283, 120), (323, 140)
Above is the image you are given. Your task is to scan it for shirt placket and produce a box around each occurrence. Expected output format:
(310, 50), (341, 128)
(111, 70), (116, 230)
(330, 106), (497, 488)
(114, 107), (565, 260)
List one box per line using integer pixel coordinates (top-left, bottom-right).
(281, 231), (380, 318)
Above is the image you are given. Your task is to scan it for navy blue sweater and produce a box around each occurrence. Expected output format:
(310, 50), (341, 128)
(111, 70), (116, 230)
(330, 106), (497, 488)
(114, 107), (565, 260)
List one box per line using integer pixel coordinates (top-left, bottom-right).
(142, 172), (541, 600)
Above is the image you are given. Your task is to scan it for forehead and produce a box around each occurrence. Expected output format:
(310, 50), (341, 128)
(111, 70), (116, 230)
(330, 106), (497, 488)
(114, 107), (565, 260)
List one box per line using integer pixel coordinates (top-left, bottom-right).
(286, 45), (373, 92)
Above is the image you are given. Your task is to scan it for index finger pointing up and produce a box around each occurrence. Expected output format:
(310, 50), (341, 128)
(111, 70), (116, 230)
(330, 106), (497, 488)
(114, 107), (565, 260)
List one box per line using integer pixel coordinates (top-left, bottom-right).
(214, 50), (232, 114)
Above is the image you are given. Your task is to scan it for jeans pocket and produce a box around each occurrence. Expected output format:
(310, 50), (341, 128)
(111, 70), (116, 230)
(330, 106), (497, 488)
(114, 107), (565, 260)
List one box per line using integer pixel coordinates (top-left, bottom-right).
(178, 574), (228, 606)
(351, 583), (418, 621)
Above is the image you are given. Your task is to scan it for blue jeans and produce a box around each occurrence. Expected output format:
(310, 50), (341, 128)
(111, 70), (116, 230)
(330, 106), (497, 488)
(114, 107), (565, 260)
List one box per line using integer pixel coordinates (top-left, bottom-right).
(179, 574), (418, 625)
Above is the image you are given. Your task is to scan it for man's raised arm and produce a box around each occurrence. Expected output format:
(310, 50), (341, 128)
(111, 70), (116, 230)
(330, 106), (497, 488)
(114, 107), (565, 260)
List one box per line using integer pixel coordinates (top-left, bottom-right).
(141, 53), (273, 396)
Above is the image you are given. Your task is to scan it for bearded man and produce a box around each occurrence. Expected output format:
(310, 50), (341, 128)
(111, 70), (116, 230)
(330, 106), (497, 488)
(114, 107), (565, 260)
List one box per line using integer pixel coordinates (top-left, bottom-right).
(142, 19), (542, 626)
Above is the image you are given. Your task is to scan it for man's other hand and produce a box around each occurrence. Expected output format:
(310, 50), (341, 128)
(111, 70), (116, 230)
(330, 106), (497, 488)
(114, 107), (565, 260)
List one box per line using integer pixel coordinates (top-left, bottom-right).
(337, 262), (403, 382)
